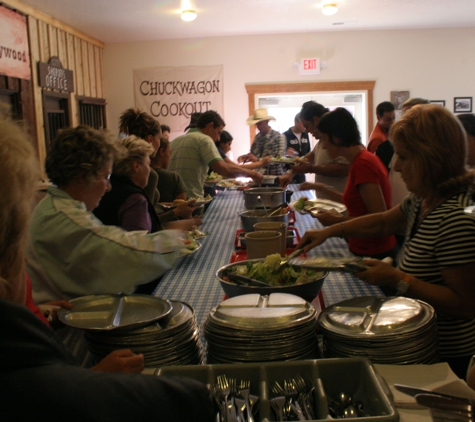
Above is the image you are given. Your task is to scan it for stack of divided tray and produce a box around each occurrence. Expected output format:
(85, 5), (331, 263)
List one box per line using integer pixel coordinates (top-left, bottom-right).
(204, 293), (320, 364)
(58, 295), (204, 367)
(319, 296), (439, 364)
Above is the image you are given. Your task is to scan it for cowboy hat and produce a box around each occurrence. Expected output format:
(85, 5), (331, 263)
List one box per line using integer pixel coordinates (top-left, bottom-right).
(246, 108), (276, 125)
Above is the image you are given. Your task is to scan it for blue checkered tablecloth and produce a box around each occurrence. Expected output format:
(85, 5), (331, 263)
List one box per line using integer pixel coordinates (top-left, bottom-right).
(153, 187), (382, 331)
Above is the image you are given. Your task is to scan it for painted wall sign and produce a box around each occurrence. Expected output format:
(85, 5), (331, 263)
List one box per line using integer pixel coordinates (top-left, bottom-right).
(0, 5), (30, 80)
(38, 56), (75, 92)
(133, 65), (224, 131)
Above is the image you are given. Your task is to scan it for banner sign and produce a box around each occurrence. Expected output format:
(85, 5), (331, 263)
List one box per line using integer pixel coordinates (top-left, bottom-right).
(0, 5), (30, 80)
(133, 65), (223, 131)
(38, 56), (75, 92)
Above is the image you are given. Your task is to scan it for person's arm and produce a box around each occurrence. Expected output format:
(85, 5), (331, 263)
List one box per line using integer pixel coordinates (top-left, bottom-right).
(358, 260), (475, 320)
(225, 155), (270, 170)
(299, 182), (343, 204)
(210, 160), (263, 185)
(297, 205), (406, 251)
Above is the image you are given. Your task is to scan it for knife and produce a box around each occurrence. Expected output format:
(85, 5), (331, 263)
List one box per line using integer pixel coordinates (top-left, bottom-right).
(415, 393), (474, 414)
(395, 384), (475, 405)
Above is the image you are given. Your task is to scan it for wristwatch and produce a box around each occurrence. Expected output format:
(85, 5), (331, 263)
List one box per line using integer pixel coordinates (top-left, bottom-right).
(396, 273), (411, 295)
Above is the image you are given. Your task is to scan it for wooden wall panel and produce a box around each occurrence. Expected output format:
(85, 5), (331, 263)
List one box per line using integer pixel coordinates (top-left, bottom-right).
(2, 0), (106, 175)
(81, 40), (91, 97)
(74, 37), (84, 96)
(88, 43), (96, 98)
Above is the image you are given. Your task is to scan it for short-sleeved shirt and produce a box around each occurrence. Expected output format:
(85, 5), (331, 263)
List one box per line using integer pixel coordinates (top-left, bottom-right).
(169, 129), (223, 198)
(367, 123), (388, 153)
(250, 129), (286, 175)
(155, 168), (187, 203)
(399, 191), (475, 358)
(343, 150), (396, 255)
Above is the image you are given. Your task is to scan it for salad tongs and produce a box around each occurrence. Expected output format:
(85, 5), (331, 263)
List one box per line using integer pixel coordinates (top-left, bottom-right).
(225, 272), (271, 287)
(288, 257), (368, 273)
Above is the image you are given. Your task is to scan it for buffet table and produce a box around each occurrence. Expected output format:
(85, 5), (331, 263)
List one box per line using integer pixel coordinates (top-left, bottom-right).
(153, 186), (382, 333)
(151, 187), (474, 421)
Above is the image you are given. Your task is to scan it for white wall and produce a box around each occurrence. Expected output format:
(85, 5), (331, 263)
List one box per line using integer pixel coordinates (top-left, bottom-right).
(103, 27), (475, 159)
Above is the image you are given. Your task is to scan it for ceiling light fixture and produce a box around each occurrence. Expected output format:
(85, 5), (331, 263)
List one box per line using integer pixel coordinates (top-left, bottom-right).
(181, 9), (197, 21)
(322, 3), (338, 16)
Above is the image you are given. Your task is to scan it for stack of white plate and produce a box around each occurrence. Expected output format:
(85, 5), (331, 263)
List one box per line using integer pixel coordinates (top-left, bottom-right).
(319, 296), (439, 364)
(204, 293), (319, 364)
(59, 295), (203, 366)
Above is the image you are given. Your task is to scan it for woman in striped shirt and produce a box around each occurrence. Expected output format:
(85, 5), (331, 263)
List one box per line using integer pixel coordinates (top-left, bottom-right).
(298, 104), (475, 378)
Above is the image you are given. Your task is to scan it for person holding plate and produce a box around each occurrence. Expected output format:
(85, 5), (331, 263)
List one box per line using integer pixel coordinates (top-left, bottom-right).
(298, 105), (475, 378)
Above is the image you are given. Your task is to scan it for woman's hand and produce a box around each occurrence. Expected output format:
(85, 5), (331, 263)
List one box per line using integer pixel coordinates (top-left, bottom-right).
(354, 259), (402, 288)
(296, 229), (330, 252)
(313, 210), (343, 227)
(91, 349), (145, 373)
(278, 173), (293, 188)
(173, 199), (199, 219)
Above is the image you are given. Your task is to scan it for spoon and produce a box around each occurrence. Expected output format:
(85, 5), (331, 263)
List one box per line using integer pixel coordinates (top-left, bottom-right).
(257, 195), (268, 214)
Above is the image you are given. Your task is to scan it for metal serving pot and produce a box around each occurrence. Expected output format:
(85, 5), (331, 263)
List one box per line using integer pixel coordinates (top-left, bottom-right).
(243, 187), (285, 210)
(239, 209), (289, 232)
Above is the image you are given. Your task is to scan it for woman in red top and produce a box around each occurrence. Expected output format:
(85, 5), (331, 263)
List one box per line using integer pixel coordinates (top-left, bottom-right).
(306, 107), (397, 260)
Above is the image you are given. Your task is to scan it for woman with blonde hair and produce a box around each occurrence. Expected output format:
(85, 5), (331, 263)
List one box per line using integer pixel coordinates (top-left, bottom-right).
(93, 135), (161, 232)
(298, 104), (475, 378)
(0, 115), (214, 421)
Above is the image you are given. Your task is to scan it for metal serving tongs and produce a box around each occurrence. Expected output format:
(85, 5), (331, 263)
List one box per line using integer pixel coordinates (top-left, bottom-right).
(288, 256), (369, 273)
(265, 202), (287, 217)
(225, 272), (273, 287)
(275, 247), (306, 272)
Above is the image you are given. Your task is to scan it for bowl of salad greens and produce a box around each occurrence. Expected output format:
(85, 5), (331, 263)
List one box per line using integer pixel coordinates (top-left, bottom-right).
(216, 254), (327, 302)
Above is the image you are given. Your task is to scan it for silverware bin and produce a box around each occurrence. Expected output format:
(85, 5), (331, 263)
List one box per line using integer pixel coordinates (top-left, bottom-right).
(154, 357), (399, 421)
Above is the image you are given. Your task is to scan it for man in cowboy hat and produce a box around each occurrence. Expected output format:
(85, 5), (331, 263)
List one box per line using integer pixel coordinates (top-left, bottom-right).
(238, 108), (287, 175)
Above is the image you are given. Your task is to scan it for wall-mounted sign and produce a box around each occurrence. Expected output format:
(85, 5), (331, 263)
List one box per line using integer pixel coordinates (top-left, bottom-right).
(0, 5), (30, 80)
(299, 58), (321, 75)
(133, 65), (223, 131)
(38, 56), (74, 92)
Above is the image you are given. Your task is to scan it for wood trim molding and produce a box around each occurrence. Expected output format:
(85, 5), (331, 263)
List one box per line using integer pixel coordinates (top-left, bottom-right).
(245, 80), (376, 145)
(2, 0), (104, 47)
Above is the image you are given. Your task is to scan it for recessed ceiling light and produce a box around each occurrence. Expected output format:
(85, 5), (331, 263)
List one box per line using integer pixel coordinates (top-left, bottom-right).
(322, 3), (338, 16)
(181, 9), (197, 21)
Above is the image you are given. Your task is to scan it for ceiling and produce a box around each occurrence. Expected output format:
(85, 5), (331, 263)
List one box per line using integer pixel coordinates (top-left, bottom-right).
(19, 0), (475, 44)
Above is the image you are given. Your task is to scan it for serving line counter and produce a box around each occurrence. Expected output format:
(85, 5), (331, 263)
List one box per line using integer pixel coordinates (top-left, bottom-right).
(151, 187), (473, 421)
(153, 186), (382, 332)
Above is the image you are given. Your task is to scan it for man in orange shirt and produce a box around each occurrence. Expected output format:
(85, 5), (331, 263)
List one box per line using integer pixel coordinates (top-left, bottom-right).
(367, 101), (395, 153)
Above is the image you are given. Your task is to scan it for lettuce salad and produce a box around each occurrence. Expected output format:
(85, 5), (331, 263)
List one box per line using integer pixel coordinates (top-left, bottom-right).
(227, 253), (321, 286)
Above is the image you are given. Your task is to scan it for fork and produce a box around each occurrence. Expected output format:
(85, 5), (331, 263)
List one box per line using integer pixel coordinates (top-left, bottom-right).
(270, 396), (286, 422)
(217, 375), (235, 422)
(239, 380), (255, 422)
(284, 380), (306, 421)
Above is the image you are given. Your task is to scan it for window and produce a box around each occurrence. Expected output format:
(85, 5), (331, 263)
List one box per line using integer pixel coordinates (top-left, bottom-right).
(77, 97), (107, 130)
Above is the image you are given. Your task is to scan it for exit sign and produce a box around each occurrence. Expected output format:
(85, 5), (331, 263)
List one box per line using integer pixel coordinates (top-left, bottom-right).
(299, 58), (321, 75)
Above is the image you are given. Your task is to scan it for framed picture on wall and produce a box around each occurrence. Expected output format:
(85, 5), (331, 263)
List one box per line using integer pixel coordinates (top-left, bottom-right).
(454, 97), (472, 113)
(390, 91), (410, 110)
(430, 100), (445, 107)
